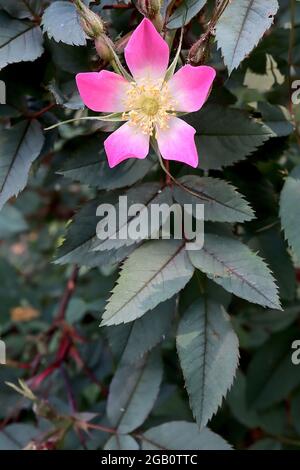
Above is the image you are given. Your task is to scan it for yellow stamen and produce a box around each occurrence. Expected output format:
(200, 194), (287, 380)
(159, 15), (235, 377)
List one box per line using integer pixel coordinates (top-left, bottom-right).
(122, 78), (176, 136)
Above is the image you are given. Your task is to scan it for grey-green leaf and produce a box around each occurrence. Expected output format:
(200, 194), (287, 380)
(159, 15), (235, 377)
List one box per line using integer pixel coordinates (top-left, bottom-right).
(184, 105), (272, 170)
(55, 196), (135, 267)
(177, 299), (239, 429)
(0, 120), (44, 210)
(101, 240), (194, 326)
(141, 422), (232, 450)
(258, 103), (294, 137)
(173, 175), (254, 222)
(104, 435), (139, 450)
(106, 350), (163, 434)
(58, 137), (156, 190)
(0, 0), (42, 19)
(248, 229), (296, 302)
(216, 0), (279, 74)
(0, 11), (44, 69)
(279, 165), (300, 262)
(93, 183), (172, 252)
(42, 1), (86, 46)
(106, 299), (175, 364)
(0, 424), (40, 450)
(227, 371), (260, 428)
(167, 0), (207, 29)
(0, 204), (28, 238)
(247, 328), (300, 410)
(188, 233), (281, 310)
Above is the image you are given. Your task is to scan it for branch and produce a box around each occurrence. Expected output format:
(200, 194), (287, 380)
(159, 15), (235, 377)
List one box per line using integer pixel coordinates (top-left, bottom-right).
(55, 265), (79, 322)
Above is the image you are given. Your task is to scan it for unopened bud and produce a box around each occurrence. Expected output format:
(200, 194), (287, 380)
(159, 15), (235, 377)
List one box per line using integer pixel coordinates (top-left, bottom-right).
(95, 35), (115, 63)
(136, 0), (162, 19)
(75, 0), (105, 38)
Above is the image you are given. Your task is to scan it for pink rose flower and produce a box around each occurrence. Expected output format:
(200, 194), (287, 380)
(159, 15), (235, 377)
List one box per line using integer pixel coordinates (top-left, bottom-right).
(76, 19), (216, 169)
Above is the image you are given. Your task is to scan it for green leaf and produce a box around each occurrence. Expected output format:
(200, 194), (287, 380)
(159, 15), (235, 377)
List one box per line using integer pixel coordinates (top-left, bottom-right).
(0, 120), (44, 210)
(101, 240), (194, 326)
(0, 424), (40, 450)
(104, 435), (139, 450)
(188, 233), (281, 309)
(248, 229), (296, 301)
(0, 204), (28, 238)
(177, 298), (239, 429)
(48, 39), (91, 73)
(173, 175), (254, 222)
(0, 0), (42, 19)
(258, 103), (294, 137)
(55, 197), (135, 267)
(58, 136), (155, 189)
(167, 0), (207, 29)
(0, 11), (43, 69)
(48, 80), (83, 110)
(106, 299), (175, 364)
(184, 105), (272, 170)
(106, 349), (163, 433)
(93, 183), (172, 252)
(236, 304), (300, 349)
(55, 182), (172, 266)
(65, 297), (88, 324)
(42, 1), (86, 46)
(227, 371), (260, 428)
(247, 328), (300, 410)
(140, 422), (232, 450)
(216, 0), (279, 74)
(279, 165), (300, 262)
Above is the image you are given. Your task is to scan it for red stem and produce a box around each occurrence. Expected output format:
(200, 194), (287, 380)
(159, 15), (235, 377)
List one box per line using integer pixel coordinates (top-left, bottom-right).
(55, 266), (79, 322)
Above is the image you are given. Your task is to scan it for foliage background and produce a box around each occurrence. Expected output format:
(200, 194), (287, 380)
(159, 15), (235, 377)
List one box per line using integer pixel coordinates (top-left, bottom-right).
(0, 0), (300, 450)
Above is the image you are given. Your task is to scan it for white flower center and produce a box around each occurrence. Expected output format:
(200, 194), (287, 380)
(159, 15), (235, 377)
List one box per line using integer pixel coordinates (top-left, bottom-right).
(122, 78), (176, 136)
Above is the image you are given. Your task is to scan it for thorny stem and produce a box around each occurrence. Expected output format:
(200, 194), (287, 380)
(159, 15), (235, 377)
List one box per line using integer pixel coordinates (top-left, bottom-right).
(28, 103), (56, 119)
(55, 265), (79, 322)
(60, 366), (87, 449)
(188, 0), (230, 63)
(207, 0), (230, 37)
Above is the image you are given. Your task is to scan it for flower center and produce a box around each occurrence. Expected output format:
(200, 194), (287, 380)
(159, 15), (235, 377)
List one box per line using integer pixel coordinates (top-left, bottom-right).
(141, 97), (160, 116)
(122, 78), (176, 136)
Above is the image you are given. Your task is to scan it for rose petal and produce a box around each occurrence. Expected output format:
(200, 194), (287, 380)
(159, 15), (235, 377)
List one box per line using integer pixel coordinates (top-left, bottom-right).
(76, 71), (129, 112)
(104, 122), (150, 168)
(124, 18), (169, 82)
(156, 117), (198, 168)
(168, 65), (216, 112)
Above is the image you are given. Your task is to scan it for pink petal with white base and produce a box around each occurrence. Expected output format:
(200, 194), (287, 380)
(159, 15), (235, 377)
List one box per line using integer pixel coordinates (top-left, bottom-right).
(156, 117), (198, 168)
(76, 71), (129, 112)
(124, 18), (169, 82)
(104, 122), (150, 168)
(168, 65), (216, 112)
